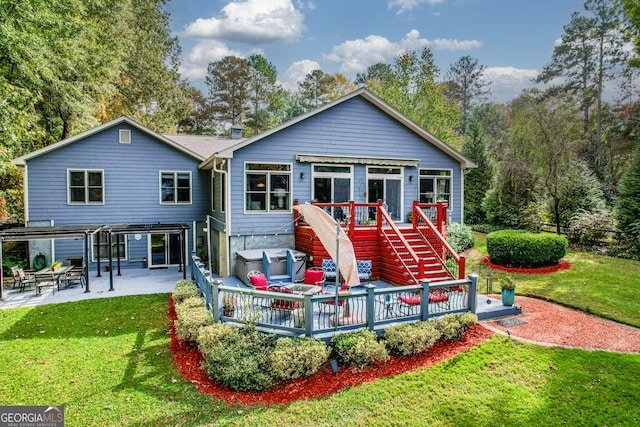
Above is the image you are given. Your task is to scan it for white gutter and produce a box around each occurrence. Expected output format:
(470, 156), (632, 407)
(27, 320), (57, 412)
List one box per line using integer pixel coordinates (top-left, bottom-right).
(213, 158), (231, 276)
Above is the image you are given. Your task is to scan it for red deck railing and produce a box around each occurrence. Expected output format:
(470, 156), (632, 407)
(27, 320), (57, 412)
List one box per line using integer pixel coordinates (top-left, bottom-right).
(293, 200), (465, 283)
(412, 201), (465, 280)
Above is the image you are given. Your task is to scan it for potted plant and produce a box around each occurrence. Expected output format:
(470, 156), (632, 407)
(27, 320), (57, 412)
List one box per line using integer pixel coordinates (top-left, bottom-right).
(499, 275), (516, 306)
(222, 293), (237, 316)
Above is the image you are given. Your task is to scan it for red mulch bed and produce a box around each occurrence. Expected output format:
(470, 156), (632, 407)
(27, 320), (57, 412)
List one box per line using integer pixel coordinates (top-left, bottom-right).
(168, 297), (494, 406)
(482, 256), (572, 274)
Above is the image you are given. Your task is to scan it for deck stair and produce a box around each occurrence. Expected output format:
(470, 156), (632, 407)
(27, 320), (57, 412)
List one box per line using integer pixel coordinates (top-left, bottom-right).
(294, 201), (464, 287)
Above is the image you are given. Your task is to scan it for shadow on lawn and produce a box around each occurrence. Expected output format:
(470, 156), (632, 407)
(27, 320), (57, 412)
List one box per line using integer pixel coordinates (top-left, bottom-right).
(0, 294), (169, 340)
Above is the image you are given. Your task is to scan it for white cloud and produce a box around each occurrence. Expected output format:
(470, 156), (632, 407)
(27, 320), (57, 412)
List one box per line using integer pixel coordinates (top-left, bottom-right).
(183, 0), (305, 45)
(484, 66), (540, 103)
(324, 29), (482, 73)
(283, 59), (321, 90)
(179, 40), (260, 81)
(388, 0), (444, 14)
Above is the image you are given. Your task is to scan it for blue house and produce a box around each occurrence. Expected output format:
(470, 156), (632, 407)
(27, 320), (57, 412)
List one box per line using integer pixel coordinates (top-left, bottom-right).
(14, 88), (474, 281)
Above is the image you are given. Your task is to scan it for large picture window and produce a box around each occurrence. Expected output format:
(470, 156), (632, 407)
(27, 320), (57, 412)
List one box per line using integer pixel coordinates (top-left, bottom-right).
(419, 169), (452, 207)
(68, 169), (104, 204)
(245, 163), (291, 212)
(92, 231), (127, 262)
(160, 171), (191, 204)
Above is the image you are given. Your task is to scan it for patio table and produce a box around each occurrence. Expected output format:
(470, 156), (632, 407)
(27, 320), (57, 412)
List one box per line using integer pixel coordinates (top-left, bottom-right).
(35, 265), (74, 293)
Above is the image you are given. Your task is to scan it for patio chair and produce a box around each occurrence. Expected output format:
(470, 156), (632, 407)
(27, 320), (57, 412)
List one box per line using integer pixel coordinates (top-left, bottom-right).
(268, 286), (299, 320)
(64, 265), (86, 288)
(247, 270), (269, 291)
(356, 260), (372, 285)
(319, 281), (348, 312)
(14, 267), (37, 293)
(302, 266), (325, 286)
(398, 290), (450, 314)
(321, 259), (337, 283)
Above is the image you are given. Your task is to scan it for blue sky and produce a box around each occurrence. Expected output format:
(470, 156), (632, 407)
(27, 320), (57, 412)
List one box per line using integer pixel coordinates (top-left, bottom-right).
(163, 0), (588, 103)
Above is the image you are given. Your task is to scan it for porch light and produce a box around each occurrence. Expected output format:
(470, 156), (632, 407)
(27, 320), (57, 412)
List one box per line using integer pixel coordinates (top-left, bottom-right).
(300, 172), (305, 179)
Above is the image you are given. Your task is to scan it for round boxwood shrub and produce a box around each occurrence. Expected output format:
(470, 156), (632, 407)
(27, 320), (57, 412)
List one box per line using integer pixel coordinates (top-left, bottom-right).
(383, 321), (441, 356)
(487, 229), (568, 268)
(331, 329), (389, 369)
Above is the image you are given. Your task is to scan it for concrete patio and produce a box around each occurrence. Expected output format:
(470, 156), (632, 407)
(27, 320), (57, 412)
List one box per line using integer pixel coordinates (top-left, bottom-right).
(0, 267), (186, 309)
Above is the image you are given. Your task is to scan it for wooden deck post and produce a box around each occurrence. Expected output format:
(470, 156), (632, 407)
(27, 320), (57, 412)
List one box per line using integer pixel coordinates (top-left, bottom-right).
(420, 279), (430, 321)
(211, 279), (221, 322)
(365, 284), (376, 331)
(468, 274), (478, 313)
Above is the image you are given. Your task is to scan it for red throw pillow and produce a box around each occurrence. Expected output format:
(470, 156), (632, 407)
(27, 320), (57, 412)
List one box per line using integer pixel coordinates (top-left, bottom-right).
(399, 295), (421, 305)
(304, 269), (324, 284)
(249, 273), (268, 290)
(429, 291), (449, 303)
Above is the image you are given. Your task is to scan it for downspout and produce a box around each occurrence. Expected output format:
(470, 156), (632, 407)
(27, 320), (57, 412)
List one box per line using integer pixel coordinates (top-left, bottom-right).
(22, 164), (29, 223)
(213, 157), (231, 276)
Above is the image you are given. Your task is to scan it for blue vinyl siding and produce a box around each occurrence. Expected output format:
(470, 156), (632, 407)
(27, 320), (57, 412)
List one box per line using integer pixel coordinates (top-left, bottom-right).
(26, 125), (209, 265)
(228, 96), (463, 236)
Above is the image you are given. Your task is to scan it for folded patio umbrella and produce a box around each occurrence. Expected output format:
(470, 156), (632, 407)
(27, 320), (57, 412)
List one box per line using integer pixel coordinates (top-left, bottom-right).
(293, 203), (359, 288)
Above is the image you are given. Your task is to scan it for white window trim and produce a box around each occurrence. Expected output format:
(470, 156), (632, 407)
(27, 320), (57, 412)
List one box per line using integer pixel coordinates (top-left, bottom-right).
(119, 129), (131, 144)
(366, 166), (405, 220)
(67, 169), (105, 205)
(91, 232), (128, 262)
(244, 161), (293, 214)
(418, 168), (453, 210)
(159, 171), (192, 205)
(311, 163), (354, 202)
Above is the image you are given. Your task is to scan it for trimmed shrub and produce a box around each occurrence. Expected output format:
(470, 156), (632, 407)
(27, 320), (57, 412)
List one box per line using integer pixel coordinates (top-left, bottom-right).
(173, 280), (200, 304)
(270, 337), (330, 382)
(458, 312), (478, 330)
(447, 223), (475, 253)
(486, 229), (568, 267)
(331, 329), (388, 369)
(202, 329), (276, 392)
(383, 321), (441, 356)
(196, 323), (240, 358)
(434, 314), (467, 341)
(174, 306), (213, 342)
(177, 296), (206, 310)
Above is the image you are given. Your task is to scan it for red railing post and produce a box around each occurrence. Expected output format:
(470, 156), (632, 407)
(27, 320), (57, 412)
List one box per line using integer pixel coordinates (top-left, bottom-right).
(458, 256), (466, 280)
(376, 200), (383, 234)
(348, 200), (356, 238)
(412, 200), (419, 228)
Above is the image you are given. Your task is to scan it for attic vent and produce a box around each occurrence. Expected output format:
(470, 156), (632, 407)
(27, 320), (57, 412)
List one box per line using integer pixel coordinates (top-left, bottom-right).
(119, 129), (131, 144)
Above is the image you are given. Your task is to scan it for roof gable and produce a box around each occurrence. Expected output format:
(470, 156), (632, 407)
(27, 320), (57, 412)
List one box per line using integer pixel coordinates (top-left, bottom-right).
(13, 116), (205, 166)
(199, 88), (475, 169)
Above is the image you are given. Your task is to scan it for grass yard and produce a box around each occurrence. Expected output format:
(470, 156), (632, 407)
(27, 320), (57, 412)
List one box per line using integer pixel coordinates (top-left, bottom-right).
(0, 293), (639, 426)
(469, 232), (640, 327)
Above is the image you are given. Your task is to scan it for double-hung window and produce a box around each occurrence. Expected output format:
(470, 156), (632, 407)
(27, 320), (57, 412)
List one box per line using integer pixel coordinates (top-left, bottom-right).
(68, 169), (104, 204)
(92, 230), (127, 262)
(245, 163), (291, 212)
(161, 171), (191, 204)
(419, 169), (452, 207)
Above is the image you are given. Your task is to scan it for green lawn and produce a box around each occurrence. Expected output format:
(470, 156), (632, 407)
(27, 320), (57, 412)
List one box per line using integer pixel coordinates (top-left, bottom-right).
(468, 232), (640, 327)
(0, 293), (639, 426)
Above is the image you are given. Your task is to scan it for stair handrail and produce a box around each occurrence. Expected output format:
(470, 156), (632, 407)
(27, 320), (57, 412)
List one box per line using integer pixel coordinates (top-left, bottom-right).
(412, 202), (465, 279)
(377, 202), (423, 284)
